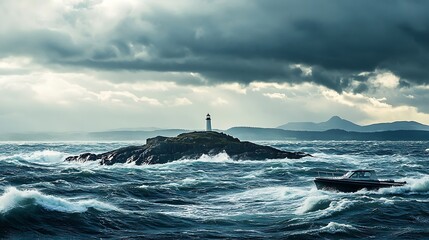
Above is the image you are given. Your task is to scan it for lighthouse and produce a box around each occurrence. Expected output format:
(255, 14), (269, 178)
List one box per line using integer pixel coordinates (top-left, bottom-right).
(206, 113), (212, 131)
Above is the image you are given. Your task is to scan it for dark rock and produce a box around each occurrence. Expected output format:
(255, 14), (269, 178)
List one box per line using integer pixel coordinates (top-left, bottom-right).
(65, 131), (311, 165)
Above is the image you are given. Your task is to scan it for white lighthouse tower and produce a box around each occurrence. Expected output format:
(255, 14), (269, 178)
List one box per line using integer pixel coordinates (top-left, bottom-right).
(206, 113), (212, 131)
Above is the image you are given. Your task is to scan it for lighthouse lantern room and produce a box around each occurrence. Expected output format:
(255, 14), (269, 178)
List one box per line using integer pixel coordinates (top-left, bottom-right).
(206, 114), (212, 131)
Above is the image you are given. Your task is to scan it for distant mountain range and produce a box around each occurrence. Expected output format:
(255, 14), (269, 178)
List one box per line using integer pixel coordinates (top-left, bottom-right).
(277, 116), (429, 132)
(226, 127), (429, 141)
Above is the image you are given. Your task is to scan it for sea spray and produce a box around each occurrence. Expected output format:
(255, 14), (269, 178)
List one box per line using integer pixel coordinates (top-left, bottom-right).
(377, 176), (429, 194)
(23, 150), (66, 164)
(409, 177), (429, 192)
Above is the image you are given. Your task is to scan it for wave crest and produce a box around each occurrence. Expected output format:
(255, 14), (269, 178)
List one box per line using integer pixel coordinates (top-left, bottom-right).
(378, 176), (429, 194)
(24, 150), (65, 163)
(296, 195), (331, 214)
(319, 222), (357, 233)
(0, 187), (120, 214)
(409, 177), (429, 192)
(0, 150), (66, 165)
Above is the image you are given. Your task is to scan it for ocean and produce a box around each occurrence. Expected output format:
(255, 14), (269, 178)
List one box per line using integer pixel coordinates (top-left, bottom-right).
(0, 141), (428, 239)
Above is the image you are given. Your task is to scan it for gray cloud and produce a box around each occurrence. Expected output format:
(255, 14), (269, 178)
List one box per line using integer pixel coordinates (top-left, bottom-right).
(1, 0), (429, 92)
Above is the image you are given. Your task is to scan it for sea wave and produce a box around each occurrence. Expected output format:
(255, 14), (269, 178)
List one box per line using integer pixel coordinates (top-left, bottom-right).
(291, 221), (359, 238)
(408, 177), (429, 192)
(295, 195), (331, 214)
(0, 150), (66, 165)
(218, 186), (299, 203)
(23, 150), (65, 163)
(319, 222), (357, 233)
(148, 152), (233, 166)
(318, 198), (356, 219)
(0, 187), (121, 214)
(377, 176), (429, 194)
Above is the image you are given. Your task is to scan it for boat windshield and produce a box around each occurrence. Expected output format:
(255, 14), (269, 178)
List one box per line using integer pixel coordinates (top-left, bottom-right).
(343, 170), (377, 180)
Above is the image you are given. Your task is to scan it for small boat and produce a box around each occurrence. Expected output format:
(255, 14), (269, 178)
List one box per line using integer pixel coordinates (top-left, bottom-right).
(314, 170), (406, 192)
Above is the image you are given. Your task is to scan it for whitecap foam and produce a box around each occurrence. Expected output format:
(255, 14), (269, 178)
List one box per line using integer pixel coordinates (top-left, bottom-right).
(0, 150), (67, 167)
(327, 198), (355, 212)
(92, 152), (234, 170)
(285, 187), (359, 217)
(196, 152), (232, 162)
(161, 151), (234, 165)
(137, 184), (151, 189)
(17, 150), (66, 164)
(78, 169), (96, 175)
(218, 186), (291, 203)
(0, 187), (121, 214)
(217, 186), (315, 205)
(290, 221), (357, 237)
(295, 195), (331, 214)
(239, 170), (264, 179)
(377, 176), (429, 194)
(181, 177), (197, 184)
(319, 222), (357, 233)
(379, 197), (395, 205)
(159, 177), (212, 190)
(408, 177), (429, 192)
(145, 151), (300, 167)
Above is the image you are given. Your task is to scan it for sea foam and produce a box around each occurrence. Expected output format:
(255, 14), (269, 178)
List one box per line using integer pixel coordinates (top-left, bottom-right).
(295, 195), (331, 214)
(0, 150), (67, 165)
(219, 186), (298, 203)
(0, 187), (120, 214)
(408, 177), (429, 192)
(377, 176), (429, 194)
(319, 222), (357, 233)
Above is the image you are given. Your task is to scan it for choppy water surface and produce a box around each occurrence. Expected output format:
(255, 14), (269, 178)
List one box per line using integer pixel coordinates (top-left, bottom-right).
(0, 141), (428, 239)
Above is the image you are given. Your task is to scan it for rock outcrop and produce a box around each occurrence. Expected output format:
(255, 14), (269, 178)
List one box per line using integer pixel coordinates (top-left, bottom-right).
(65, 131), (310, 165)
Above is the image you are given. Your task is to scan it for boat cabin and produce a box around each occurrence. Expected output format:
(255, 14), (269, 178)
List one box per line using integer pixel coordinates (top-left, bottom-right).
(342, 170), (378, 180)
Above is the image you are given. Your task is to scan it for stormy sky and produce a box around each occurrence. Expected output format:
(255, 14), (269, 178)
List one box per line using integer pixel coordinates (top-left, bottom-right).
(0, 0), (429, 132)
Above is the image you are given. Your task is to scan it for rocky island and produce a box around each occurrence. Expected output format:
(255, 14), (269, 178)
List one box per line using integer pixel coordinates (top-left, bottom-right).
(65, 131), (310, 165)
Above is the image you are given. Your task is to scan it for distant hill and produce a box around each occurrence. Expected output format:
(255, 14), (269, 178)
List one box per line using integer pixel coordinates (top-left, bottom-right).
(362, 121), (429, 132)
(277, 116), (429, 132)
(226, 127), (429, 141)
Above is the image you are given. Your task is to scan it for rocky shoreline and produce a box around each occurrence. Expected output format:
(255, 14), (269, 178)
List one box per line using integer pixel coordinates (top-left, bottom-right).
(65, 131), (311, 165)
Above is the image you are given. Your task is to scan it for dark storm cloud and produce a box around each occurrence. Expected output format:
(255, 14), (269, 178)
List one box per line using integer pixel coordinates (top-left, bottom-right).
(0, 30), (82, 60)
(3, 0), (429, 92)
